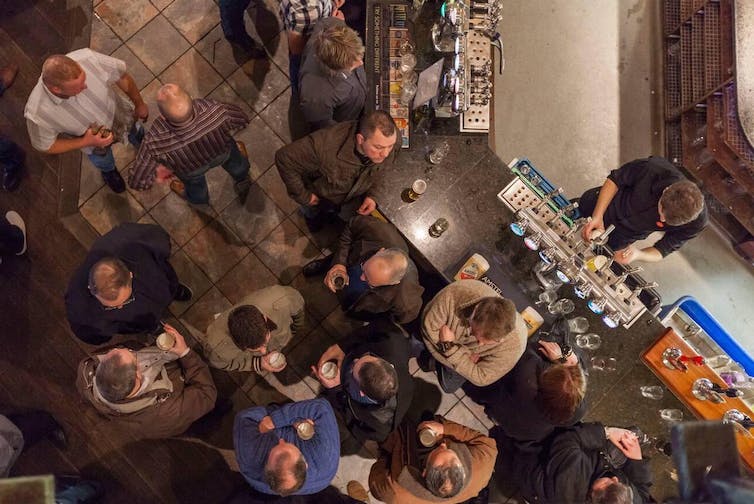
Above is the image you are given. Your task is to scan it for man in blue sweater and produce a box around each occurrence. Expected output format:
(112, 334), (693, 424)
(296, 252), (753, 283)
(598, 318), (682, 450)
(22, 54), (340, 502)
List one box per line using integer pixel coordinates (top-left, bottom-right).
(233, 398), (340, 497)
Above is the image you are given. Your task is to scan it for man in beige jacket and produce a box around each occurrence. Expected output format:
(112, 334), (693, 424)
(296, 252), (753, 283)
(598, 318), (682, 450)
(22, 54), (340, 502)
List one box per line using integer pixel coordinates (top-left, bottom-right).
(420, 279), (527, 393)
(192, 285), (305, 373)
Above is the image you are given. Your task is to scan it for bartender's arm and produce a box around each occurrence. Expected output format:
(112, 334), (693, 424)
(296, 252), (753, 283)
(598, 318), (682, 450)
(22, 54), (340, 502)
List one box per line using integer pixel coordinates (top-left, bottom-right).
(581, 178), (618, 241)
(613, 244), (662, 265)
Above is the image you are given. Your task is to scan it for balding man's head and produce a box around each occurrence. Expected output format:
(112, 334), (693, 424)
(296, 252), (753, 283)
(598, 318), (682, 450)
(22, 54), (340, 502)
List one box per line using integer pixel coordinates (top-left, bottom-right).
(156, 84), (194, 123)
(42, 55), (86, 97)
(362, 248), (409, 287)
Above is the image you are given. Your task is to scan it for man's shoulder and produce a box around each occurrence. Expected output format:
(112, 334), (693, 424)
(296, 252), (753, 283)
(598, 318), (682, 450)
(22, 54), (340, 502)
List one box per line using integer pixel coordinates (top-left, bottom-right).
(24, 80), (50, 119)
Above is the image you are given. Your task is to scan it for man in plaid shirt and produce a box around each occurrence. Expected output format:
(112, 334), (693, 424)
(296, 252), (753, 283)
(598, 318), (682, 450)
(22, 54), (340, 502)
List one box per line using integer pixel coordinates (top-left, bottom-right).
(219, 1), (344, 89)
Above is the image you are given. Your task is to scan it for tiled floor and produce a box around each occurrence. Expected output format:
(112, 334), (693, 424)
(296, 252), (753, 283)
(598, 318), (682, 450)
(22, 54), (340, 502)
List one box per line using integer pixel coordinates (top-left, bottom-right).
(79, 1), (500, 501)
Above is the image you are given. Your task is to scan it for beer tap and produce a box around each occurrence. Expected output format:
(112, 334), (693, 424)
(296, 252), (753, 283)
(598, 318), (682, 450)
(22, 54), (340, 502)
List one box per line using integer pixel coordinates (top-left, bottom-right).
(691, 378), (726, 403)
(533, 187), (563, 213)
(601, 309), (623, 329)
(563, 217), (588, 240)
(711, 383), (743, 398)
(547, 202), (578, 228)
(591, 224), (616, 246)
(573, 279), (593, 299)
(723, 409), (754, 431)
(627, 281), (658, 304)
(610, 266), (643, 287)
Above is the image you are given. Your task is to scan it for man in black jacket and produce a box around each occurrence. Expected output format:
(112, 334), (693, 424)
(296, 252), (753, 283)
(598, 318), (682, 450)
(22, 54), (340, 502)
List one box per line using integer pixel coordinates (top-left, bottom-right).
(311, 317), (414, 443)
(65, 223), (192, 345)
(579, 156), (707, 264)
(302, 215), (424, 324)
(471, 338), (587, 451)
(516, 422), (654, 504)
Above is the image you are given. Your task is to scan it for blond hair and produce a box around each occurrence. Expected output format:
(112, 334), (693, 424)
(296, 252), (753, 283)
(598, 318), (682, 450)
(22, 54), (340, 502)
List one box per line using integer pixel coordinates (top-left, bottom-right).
(315, 23), (364, 73)
(42, 55), (83, 88)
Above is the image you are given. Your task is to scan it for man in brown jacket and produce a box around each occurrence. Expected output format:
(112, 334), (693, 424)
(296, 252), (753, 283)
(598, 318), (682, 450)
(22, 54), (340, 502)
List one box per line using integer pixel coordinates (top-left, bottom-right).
(275, 109), (398, 231)
(368, 418), (497, 504)
(421, 279), (527, 393)
(302, 215), (424, 324)
(75, 324), (217, 439)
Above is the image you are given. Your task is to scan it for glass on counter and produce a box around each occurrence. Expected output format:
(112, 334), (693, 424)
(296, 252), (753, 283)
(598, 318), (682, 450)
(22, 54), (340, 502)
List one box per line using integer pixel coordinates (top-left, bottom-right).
(659, 409), (684, 422)
(575, 333), (601, 350)
(399, 53), (417, 75)
(547, 298), (574, 316)
(428, 218), (449, 238)
(640, 385), (664, 400)
(400, 81), (417, 105)
(427, 140), (450, 164)
(591, 356), (617, 372)
(566, 316), (589, 334)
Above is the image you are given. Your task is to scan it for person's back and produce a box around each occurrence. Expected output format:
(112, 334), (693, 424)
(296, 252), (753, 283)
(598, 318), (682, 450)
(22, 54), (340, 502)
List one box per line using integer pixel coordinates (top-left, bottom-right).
(299, 17), (366, 131)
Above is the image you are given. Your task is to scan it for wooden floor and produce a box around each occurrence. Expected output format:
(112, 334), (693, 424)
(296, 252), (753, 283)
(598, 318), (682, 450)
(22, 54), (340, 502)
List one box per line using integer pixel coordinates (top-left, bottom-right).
(0, 3), (249, 502)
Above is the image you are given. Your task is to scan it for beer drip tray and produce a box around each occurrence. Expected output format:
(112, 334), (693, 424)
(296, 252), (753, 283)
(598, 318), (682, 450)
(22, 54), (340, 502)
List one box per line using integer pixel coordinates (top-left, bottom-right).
(497, 178), (571, 235)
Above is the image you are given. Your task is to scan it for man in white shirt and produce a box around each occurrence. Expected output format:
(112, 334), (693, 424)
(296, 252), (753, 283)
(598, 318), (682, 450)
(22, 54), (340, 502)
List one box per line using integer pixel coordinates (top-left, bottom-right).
(24, 48), (148, 193)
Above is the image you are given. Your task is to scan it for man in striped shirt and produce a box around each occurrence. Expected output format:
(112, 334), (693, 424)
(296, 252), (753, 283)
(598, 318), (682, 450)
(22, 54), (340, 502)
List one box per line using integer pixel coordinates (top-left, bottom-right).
(24, 49), (148, 193)
(128, 84), (251, 206)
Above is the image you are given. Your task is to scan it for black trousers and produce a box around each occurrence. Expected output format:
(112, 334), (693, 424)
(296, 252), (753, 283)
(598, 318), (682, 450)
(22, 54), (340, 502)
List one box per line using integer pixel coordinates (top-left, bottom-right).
(7, 411), (58, 447)
(578, 186), (633, 251)
(0, 135), (24, 175)
(0, 215), (23, 256)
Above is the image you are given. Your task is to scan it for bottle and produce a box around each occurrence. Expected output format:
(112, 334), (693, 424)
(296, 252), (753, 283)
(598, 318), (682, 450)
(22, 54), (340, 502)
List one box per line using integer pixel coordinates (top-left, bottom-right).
(454, 253), (490, 281)
(521, 306), (544, 337)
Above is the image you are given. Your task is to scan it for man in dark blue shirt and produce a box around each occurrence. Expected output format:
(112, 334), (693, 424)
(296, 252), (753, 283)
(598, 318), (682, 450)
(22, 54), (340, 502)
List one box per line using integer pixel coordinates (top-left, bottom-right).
(233, 398), (339, 496)
(579, 156), (707, 264)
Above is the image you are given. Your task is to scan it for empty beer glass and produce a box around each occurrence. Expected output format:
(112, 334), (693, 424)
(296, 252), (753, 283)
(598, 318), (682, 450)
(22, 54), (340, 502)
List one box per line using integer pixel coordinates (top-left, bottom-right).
(575, 333), (601, 350)
(567, 316), (589, 334)
(640, 385), (664, 400)
(548, 299), (575, 315)
(659, 409), (683, 422)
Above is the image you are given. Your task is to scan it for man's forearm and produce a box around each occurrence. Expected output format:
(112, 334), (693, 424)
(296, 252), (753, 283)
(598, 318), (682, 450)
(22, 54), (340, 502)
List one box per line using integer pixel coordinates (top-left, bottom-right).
(116, 72), (145, 108)
(46, 136), (90, 154)
(637, 246), (663, 262)
(591, 178), (619, 219)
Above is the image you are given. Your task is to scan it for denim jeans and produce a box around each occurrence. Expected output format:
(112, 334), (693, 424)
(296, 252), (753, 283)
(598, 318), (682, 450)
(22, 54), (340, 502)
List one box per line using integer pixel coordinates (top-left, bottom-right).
(86, 122), (145, 173)
(178, 141), (250, 204)
(289, 53), (302, 94)
(219, 0), (253, 46)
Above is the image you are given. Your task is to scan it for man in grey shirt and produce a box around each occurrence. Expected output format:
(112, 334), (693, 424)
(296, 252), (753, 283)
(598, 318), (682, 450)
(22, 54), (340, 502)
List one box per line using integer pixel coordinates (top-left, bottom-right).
(299, 17), (367, 131)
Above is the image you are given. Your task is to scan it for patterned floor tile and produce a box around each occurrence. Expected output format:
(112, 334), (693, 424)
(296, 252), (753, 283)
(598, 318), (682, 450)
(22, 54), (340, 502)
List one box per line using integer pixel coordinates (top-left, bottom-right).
(461, 395), (496, 430)
(443, 400), (489, 436)
(253, 217), (322, 284)
(168, 249), (214, 316)
(138, 78), (164, 126)
(288, 210), (343, 253)
(204, 164), (248, 214)
(150, 191), (215, 246)
(264, 31), (290, 78)
(78, 157), (104, 207)
(90, 13), (122, 55)
(150, 0), (175, 10)
(195, 24), (246, 79)
(112, 142), (137, 172)
(250, 0), (283, 43)
(408, 368), (461, 421)
(288, 269), (340, 323)
(285, 326), (336, 392)
(261, 365), (317, 402)
(182, 218), (250, 282)
(181, 286), (233, 333)
(258, 88), (295, 143)
(128, 15), (190, 75)
(226, 59), (289, 114)
(233, 116), (284, 180)
(126, 175), (171, 211)
(159, 48), (223, 99)
(79, 185), (147, 235)
(207, 81), (254, 118)
(111, 44), (154, 90)
(219, 184), (286, 247)
(321, 307), (366, 343)
(214, 251), (278, 304)
(256, 163), (298, 215)
(95, 0), (158, 40)
(163, 0), (220, 44)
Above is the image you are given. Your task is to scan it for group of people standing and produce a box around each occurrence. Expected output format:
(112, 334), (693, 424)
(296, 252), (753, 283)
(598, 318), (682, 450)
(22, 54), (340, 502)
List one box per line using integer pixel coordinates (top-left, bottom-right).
(0, 1), (716, 503)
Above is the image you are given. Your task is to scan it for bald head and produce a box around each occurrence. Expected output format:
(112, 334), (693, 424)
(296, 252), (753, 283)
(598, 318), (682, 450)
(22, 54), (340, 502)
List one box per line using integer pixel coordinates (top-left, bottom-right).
(156, 83), (194, 123)
(363, 248), (409, 286)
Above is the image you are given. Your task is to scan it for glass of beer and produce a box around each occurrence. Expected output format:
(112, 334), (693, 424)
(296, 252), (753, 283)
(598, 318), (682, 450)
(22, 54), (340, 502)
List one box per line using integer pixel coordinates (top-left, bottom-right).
(408, 179), (427, 201)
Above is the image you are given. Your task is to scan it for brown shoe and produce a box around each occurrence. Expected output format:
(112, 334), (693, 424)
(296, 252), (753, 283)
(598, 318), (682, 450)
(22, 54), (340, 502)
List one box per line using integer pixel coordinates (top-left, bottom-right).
(170, 178), (186, 199)
(346, 481), (370, 503)
(236, 141), (248, 159)
(0, 64), (18, 92)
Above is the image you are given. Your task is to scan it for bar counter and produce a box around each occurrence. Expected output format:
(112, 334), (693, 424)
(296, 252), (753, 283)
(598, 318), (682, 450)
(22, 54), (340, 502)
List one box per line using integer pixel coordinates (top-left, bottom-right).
(372, 134), (690, 500)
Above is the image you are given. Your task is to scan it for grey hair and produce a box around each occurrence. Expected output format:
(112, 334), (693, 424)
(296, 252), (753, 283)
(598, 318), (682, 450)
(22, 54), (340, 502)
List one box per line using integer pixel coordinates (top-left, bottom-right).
(373, 248), (409, 284)
(425, 463), (466, 498)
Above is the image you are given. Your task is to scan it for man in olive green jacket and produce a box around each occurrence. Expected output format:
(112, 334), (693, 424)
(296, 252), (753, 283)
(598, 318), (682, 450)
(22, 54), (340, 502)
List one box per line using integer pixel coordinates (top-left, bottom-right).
(275, 110), (398, 228)
(421, 279), (527, 392)
(191, 285), (305, 373)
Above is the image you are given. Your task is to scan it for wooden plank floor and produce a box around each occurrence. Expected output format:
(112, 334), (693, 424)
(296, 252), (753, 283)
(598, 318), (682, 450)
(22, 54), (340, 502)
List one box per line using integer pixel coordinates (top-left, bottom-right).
(0, 3), (248, 502)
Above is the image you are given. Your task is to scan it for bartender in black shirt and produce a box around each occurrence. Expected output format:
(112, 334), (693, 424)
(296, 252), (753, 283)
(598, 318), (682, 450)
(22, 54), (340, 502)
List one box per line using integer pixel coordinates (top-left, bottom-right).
(579, 157), (707, 264)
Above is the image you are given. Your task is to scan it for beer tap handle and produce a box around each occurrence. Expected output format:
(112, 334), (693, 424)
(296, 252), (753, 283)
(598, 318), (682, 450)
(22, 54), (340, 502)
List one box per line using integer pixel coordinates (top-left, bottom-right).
(712, 383), (743, 397)
(534, 187), (562, 211)
(591, 224), (616, 246)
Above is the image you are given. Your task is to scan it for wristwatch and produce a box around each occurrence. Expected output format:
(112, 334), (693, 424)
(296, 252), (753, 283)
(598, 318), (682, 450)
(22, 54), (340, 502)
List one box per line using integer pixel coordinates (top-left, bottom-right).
(558, 343), (573, 364)
(437, 341), (455, 354)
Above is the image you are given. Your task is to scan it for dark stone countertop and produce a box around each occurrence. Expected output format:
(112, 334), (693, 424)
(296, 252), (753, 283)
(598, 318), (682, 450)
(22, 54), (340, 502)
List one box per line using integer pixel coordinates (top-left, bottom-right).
(373, 135), (688, 500)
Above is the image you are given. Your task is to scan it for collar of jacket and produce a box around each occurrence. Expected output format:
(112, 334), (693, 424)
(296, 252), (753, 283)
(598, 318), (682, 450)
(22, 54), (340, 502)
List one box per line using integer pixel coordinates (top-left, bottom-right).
(84, 359), (174, 415)
(335, 122), (367, 167)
